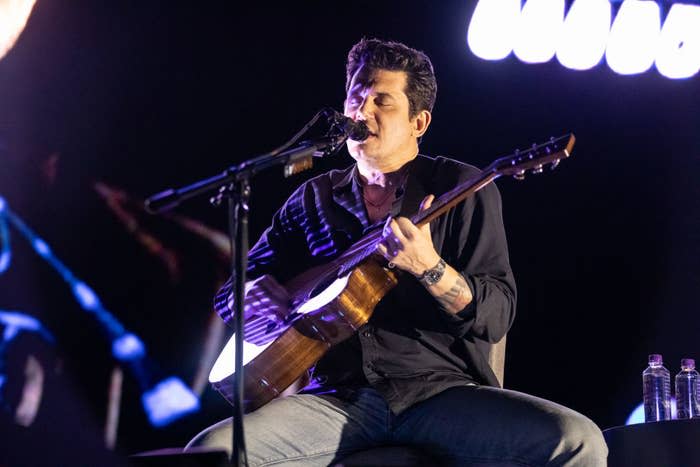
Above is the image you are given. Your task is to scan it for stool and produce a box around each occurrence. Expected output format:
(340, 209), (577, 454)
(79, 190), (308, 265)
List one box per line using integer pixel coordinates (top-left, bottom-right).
(603, 418), (700, 467)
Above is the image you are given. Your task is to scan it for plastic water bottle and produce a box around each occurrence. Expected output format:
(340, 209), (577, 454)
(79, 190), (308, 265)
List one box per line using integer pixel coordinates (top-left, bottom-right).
(643, 354), (671, 422)
(675, 358), (700, 419)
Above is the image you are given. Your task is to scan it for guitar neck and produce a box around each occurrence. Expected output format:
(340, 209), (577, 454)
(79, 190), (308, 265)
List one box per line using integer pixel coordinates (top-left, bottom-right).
(411, 133), (575, 227)
(411, 170), (498, 228)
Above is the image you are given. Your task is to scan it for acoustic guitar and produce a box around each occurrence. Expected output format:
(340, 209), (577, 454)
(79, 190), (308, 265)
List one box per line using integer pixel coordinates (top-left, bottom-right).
(209, 134), (576, 412)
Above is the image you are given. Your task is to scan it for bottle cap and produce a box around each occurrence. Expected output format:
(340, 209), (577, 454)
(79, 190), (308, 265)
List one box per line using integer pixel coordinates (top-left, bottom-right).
(648, 354), (663, 365)
(681, 358), (695, 369)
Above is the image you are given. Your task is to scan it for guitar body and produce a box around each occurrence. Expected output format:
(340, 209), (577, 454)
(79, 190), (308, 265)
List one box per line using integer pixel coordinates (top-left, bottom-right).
(210, 257), (398, 412)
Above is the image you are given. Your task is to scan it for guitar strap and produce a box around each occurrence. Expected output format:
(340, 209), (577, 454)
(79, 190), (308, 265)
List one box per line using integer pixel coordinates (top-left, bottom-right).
(397, 155), (439, 219)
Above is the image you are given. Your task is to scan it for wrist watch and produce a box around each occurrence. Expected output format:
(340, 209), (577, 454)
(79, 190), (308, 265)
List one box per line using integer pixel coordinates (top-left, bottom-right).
(418, 258), (446, 286)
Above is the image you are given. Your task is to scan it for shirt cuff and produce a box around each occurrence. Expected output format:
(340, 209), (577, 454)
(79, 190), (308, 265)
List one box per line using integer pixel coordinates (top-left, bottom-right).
(437, 275), (477, 336)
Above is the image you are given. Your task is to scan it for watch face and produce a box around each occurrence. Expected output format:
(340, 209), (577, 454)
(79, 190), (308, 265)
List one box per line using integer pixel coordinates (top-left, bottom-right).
(422, 259), (446, 285)
(426, 270), (441, 283)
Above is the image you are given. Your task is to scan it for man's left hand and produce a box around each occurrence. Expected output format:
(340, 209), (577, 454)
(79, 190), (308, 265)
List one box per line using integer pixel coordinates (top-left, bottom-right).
(376, 194), (440, 277)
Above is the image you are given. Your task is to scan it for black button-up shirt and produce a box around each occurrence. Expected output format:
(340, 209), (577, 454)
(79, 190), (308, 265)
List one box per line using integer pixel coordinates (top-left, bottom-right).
(215, 154), (516, 414)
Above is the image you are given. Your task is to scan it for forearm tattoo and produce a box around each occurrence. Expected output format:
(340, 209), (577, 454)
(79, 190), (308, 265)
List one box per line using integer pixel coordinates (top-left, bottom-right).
(436, 274), (469, 310)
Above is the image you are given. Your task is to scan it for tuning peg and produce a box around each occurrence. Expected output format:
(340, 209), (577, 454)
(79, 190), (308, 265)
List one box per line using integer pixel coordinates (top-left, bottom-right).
(513, 170), (526, 181)
(531, 164), (544, 174)
(550, 159), (561, 170)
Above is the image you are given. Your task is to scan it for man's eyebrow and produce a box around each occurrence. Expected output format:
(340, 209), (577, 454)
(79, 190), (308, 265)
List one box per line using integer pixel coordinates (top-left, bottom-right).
(347, 82), (367, 95)
(347, 74), (377, 94)
(347, 86), (362, 97)
(347, 87), (397, 99)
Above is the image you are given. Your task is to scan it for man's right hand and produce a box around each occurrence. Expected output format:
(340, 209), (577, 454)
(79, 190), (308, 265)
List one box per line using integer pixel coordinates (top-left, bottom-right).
(239, 274), (291, 323)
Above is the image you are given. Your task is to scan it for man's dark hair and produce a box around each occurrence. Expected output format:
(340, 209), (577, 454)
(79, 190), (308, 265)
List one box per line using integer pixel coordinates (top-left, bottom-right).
(345, 38), (437, 118)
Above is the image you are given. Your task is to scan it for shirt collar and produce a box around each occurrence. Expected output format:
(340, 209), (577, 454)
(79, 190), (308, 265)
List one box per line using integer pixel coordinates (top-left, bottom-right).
(331, 163), (357, 193)
(330, 154), (435, 226)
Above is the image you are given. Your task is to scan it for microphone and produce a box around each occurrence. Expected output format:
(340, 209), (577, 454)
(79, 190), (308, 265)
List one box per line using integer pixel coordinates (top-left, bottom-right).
(323, 109), (370, 142)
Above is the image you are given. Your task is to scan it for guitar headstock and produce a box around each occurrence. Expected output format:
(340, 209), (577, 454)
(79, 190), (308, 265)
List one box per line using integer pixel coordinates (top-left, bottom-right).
(488, 133), (575, 180)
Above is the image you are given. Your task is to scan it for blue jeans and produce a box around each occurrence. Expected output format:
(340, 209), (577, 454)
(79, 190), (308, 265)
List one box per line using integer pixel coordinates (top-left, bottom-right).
(186, 386), (607, 466)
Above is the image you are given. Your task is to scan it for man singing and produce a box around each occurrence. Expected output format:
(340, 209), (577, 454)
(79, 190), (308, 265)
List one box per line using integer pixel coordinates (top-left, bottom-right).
(188, 38), (607, 466)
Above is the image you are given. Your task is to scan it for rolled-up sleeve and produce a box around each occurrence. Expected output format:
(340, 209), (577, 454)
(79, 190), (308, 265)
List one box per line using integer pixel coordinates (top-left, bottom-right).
(438, 181), (516, 342)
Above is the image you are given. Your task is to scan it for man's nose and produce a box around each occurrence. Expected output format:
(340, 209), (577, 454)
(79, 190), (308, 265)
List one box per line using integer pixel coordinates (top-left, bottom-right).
(356, 98), (373, 121)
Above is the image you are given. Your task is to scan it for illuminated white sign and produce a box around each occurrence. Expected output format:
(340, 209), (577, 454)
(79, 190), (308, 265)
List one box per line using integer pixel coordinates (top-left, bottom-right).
(467, 0), (700, 79)
(556, 0), (611, 70)
(655, 3), (700, 78)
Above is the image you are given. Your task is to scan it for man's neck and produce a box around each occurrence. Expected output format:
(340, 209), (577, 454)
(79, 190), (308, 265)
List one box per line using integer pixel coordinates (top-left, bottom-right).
(356, 154), (418, 187)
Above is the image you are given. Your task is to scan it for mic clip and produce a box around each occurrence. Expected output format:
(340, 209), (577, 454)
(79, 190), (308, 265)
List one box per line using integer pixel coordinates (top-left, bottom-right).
(322, 108), (370, 142)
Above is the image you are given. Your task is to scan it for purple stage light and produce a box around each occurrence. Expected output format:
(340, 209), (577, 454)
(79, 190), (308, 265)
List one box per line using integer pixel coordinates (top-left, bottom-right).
(141, 377), (200, 428)
(112, 333), (146, 362)
(71, 281), (101, 310)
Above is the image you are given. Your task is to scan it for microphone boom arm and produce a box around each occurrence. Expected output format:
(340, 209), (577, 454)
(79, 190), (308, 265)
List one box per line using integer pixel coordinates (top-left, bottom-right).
(145, 133), (346, 214)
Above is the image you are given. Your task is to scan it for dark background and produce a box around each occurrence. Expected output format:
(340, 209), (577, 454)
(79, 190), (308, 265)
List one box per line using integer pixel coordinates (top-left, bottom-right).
(1, 0), (698, 462)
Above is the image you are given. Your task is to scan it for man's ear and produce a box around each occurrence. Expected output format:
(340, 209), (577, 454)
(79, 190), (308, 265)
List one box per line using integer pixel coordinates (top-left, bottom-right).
(412, 110), (432, 138)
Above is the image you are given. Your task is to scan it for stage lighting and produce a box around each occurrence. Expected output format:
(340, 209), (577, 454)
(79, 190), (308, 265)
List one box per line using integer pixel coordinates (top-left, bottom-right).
(0, 248), (9, 273)
(0, 197), (10, 274)
(556, 0), (611, 70)
(112, 333), (146, 362)
(72, 281), (100, 310)
(141, 376), (200, 428)
(2, 201), (200, 427)
(625, 402), (645, 425)
(513, 0), (566, 63)
(467, 0), (521, 60)
(606, 0), (661, 75)
(0, 0), (36, 61)
(467, 0), (700, 79)
(655, 3), (700, 79)
(31, 238), (50, 256)
(0, 310), (55, 427)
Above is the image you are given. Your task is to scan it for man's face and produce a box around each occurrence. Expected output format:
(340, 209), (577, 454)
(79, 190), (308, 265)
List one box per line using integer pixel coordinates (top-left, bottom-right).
(344, 64), (428, 173)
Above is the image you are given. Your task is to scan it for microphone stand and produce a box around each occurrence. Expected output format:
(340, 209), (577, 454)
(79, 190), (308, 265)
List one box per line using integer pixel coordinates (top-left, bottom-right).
(145, 131), (348, 467)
